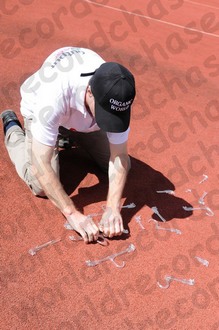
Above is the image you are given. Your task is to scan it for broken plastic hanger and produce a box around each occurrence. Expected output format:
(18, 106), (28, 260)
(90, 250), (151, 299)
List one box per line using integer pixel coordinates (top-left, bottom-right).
(157, 275), (195, 289)
(85, 243), (136, 268)
(29, 238), (61, 256)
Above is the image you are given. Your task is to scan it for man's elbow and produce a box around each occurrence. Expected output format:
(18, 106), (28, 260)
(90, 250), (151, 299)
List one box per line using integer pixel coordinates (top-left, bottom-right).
(111, 154), (131, 173)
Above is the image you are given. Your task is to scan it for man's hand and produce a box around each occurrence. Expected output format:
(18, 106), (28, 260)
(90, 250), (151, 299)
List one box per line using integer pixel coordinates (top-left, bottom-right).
(66, 211), (99, 244)
(99, 207), (124, 238)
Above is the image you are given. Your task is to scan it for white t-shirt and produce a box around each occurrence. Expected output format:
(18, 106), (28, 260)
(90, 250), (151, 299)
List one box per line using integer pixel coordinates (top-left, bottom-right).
(20, 47), (129, 146)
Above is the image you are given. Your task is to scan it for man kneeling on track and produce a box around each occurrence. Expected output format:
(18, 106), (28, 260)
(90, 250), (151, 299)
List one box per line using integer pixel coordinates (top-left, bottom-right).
(1, 47), (136, 243)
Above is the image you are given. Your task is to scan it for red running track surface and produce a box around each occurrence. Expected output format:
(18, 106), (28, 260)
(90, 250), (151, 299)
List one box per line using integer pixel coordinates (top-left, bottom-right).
(0, 1), (219, 329)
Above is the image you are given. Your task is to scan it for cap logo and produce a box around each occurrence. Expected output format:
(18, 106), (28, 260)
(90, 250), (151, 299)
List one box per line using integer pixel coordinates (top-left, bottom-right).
(110, 98), (133, 112)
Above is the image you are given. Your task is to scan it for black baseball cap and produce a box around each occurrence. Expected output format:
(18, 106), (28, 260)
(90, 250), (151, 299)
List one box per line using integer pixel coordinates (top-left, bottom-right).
(90, 62), (136, 133)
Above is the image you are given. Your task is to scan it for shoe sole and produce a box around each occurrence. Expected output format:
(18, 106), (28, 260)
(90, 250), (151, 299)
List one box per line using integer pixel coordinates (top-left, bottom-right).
(0, 109), (16, 119)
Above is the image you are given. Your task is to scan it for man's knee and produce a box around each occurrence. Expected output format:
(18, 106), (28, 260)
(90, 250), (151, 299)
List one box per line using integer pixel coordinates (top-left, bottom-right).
(28, 183), (46, 197)
(25, 171), (46, 197)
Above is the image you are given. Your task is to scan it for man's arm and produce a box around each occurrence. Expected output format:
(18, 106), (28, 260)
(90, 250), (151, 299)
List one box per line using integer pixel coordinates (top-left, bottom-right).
(31, 137), (99, 243)
(99, 141), (130, 237)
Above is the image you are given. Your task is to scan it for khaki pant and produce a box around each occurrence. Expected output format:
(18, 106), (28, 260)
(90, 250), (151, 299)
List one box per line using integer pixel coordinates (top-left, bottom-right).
(5, 117), (110, 196)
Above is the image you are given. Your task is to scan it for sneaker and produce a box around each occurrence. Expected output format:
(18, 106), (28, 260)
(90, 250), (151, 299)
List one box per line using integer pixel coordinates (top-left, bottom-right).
(0, 110), (22, 133)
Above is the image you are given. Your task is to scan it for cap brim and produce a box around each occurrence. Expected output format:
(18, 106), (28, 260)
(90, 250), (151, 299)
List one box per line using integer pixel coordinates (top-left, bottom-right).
(95, 101), (130, 133)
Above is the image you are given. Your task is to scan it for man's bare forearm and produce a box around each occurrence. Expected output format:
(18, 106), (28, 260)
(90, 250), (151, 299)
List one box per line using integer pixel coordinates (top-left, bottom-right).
(106, 155), (129, 209)
(36, 168), (77, 216)
(31, 138), (77, 216)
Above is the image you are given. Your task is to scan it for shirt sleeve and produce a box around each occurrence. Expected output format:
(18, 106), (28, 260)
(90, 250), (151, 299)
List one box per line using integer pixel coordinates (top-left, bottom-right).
(106, 127), (130, 144)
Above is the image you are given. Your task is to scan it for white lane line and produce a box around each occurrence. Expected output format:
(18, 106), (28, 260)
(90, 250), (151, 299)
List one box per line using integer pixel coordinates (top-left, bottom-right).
(84, 0), (219, 39)
(184, 0), (219, 10)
